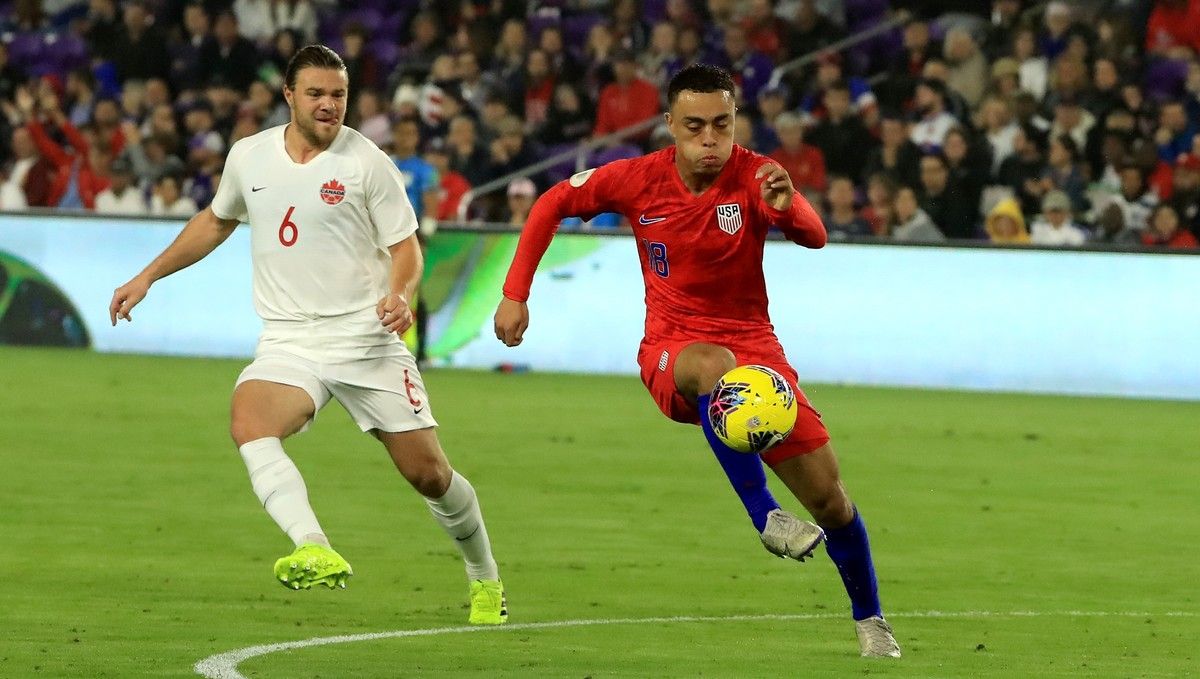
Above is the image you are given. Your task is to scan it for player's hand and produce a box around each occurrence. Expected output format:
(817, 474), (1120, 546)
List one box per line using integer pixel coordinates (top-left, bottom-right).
(109, 275), (152, 326)
(493, 297), (529, 347)
(756, 162), (794, 211)
(377, 293), (414, 335)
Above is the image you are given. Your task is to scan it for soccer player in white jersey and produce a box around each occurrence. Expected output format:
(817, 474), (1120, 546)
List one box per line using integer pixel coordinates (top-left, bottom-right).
(108, 45), (507, 625)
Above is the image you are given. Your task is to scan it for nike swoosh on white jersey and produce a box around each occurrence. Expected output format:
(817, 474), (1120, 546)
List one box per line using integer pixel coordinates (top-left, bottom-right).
(639, 214), (667, 225)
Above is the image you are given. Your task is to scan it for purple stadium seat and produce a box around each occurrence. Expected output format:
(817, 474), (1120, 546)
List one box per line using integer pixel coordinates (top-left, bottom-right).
(543, 142), (582, 185)
(340, 8), (384, 36)
(844, 0), (889, 31)
(526, 14), (561, 40)
(588, 143), (642, 167)
(643, 0), (668, 23)
(1144, 59), (1189, 103)
(563, 13), (605, 47)
(369, 39), (401, 74)
(379, 10), (407, 38)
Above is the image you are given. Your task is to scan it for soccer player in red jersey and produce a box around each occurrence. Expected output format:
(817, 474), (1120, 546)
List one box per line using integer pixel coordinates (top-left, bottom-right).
(494, 65), (900, 657)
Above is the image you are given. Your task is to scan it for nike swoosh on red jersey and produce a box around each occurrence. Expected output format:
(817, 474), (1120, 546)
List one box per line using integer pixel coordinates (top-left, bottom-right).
(639, 214), (666, 225)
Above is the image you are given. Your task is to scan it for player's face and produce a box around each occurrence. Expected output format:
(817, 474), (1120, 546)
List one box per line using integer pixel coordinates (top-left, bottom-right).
(666, 90), (736, 176)
(284, 67), (348, 148)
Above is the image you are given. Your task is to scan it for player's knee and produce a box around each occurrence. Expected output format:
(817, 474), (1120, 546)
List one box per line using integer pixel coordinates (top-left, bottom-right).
(405, 460), (452, 498)
(693, 345), (737, 394)
(804, 486), (854, 527)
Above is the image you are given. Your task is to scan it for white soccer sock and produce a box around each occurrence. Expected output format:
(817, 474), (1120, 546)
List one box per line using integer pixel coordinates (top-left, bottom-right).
(238, 437), (327, 547)
(424, 471), (500, 581)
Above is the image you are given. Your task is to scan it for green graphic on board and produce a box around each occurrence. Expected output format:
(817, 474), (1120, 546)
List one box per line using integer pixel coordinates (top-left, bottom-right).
(0, 251), (91, 348)
(419, 231), (607, 359)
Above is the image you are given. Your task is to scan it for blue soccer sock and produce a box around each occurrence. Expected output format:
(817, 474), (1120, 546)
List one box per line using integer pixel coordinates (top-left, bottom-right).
(824, 507), (883, 620)
(697, 393), (781, 532)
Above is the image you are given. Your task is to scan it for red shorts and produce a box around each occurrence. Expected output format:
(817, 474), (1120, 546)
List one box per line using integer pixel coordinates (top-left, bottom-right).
(636, 337), (830, 466)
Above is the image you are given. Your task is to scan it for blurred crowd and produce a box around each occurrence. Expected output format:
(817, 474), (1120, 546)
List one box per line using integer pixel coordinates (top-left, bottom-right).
(0, 0), (1198, 249)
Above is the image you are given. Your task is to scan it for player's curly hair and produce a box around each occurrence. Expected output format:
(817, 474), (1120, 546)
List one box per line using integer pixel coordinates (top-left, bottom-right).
(284, 45), (347, 91)
(667, 64), (736, 106)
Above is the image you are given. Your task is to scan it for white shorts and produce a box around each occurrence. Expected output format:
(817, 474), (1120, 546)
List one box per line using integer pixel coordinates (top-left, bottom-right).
(235, 346), (438, 434)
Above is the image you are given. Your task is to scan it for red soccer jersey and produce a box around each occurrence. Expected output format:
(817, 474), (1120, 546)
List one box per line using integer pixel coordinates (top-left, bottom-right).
(502, 144), (826, 346)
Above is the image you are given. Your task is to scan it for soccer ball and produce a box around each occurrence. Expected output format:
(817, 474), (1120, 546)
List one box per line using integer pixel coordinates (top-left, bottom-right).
(707, 365), (798, 454)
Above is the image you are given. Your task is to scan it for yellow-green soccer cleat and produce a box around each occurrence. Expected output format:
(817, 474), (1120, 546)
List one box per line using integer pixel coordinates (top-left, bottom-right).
(273, 543), (353, 590)
(468, 579), (508, 625)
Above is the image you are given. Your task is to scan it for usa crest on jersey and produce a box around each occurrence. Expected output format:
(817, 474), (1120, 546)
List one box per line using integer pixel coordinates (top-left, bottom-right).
(716, 203), (742, 234)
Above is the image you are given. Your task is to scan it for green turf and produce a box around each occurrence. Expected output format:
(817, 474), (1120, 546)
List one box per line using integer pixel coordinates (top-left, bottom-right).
(1, 346), (1196, 678)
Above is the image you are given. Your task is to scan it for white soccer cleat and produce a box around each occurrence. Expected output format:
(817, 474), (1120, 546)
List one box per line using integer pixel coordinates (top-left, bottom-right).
(856, 616), (902, 657)
(759, 508), (824, 561)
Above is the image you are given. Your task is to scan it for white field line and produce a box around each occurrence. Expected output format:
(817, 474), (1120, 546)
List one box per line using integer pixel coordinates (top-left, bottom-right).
(194, 610), (1199, 679)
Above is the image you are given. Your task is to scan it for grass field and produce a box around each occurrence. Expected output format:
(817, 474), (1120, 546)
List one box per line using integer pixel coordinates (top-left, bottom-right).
(2, 346), (1197, 678)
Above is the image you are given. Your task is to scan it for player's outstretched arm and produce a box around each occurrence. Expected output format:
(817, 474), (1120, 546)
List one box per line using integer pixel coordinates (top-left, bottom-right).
(755, 162), (826, 248)
(109, 207), (238, 325)
(495, 169), (616, 346)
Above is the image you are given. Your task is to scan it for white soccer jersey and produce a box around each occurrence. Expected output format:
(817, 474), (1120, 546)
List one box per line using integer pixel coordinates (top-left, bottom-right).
(211, 124), (417, 361)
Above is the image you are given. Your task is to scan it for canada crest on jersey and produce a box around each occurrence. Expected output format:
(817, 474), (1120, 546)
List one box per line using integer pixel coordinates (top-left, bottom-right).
(716, 203), (743, 235)
(320, 178), (346, 205)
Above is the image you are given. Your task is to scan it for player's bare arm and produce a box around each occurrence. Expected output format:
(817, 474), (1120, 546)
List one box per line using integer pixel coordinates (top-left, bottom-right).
(755, 162), (795, 211)
(377, 235), (422, 335)
(109, 206), (238, 325)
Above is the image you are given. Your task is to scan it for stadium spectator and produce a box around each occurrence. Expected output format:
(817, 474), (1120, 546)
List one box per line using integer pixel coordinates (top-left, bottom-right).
(987, 57), (1022, 100)
(822, 176), (873, 240)
(752, 85), (787, 152)
(919, 151), (977, 239)
(522, 50), (556, 131)
(92, 98), (127, 157)
(983, 0), (1023, 60)
(24, 93), (111, 210)
(800, 51), (879, 128)
(122, 123), (185, 189)
(394, 11), (446, 85)
(1012, 27), (1048, 100)
(488, 115), (543, 187)
(454, 52), (497, 117)
(391, 118), (440, 233)
(909, 78), (958, 152)
(1091, 203), (1142, 245)
(1047, 94), (1094, 152)
(1030, 190), (1087, 246)
(861, 173), (897, 236)
(1108, 162), (1159, 232)
(94, 157), (147, 215)
(942, 127), (989, 222)
(943, 28), (988, 110)
(244, 81), (290, 131)
(233, 0), (275, 44)
(785, 0), (845, 64)
(862, 112), (920, 188)
(891, 185), (945, 242)
(538, 26), (583, 84)
(983, 197), (1030, 244)
(541, 84), (593, 146)
(1145, 0), (1200, 57)
(741, 0), (788, 61)
(446, 115), (487, 189)
(1, 125), (53, 208)
(716, 25), (773, 104)
(0, 43), (24, 104)
(1040, 1), (1083, 62)
(198, 11), (259, 92)
(877, 18), (933, 113)
(807, 81), (871, 181)
(504, 177), (537, 227)
(1155, 100), (1196, 163)
(113, 1), (171, 84)
(261, 29), (301, 89)
(183, 101), (224, 169)
(611, 0), (650, 52)
(424, 138), (470, 221)
(978, 95), (1019, 174)
(169, 2), (211, 92)
(269, 0), (318, 45)
(997, 124), (1048, 218)
(1087, 57), (1126, 123)
(1169, 153), (1200, 235)
(349, 89), (390, 149)
(769, 112), (826, 195)
(64, 68), (98, 128)
(83, 0), (123, 63)
(341, 23), (381, 94)
(1041, 134), (1088, 214)
(491, 18), (528, 98)
(1141, 202), (1199, 248)
(592, 49), (660, 140)
(641, 22), (680, 89)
